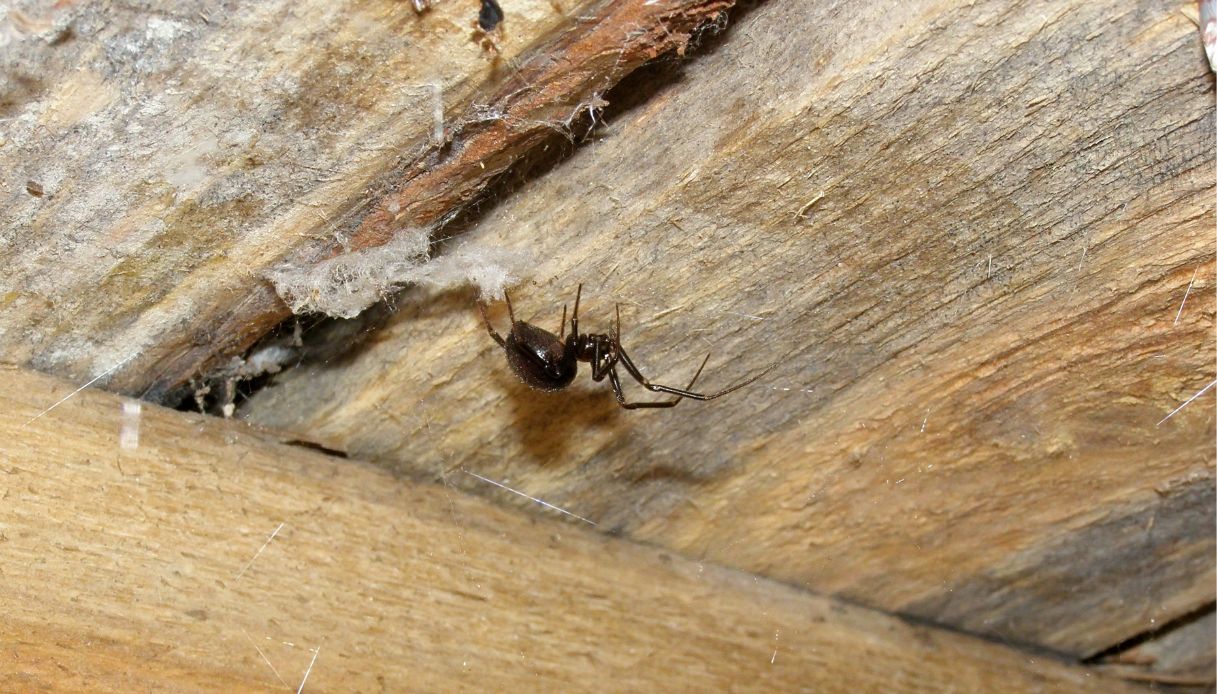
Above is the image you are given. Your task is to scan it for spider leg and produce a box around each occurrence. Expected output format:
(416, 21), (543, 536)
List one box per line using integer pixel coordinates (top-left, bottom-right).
(477, 302), (506, 347)
(608, 354), (710, 409)
(570, 283), (582, 337)
(617, 346), (771, 400)
(504, 289), (517, 325)
(609, 368), (672, 408)
(559, 304), (567, 340)
(612, 303), (624, 362)
(589, 305), (620, 382)
(591, 337), (613, 381)
(614, 302), (621, 345)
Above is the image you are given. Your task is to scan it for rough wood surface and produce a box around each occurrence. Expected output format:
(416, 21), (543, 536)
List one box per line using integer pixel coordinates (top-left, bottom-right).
(1097, 608), (1216, 690)
(0, 366), (1145, 692)
(0, 0), (733, 401)
(243, 0), (1217, 661)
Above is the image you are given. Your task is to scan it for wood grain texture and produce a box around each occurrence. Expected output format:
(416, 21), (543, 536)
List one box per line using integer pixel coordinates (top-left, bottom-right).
(1097, 609), (1216, 690)
(0, 366), (1144, 692)
(242, 0), (1217, 660)
(0, 0), (734, 401)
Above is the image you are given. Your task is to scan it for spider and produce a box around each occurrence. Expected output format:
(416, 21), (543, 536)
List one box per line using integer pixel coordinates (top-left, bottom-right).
(478, 285), (769, 409)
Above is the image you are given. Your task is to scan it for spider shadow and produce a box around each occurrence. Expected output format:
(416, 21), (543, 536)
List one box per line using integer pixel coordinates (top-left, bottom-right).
(494, 369), (623, 464)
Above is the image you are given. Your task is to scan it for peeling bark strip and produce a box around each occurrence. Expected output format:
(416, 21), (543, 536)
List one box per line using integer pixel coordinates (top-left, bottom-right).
(144, 0), (736, 401)
(349, 0), (736, 250)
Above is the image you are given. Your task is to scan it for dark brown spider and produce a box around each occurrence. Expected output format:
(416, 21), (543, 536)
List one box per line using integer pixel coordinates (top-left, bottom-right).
(478, 285), (769, 409)
(477, 0), (504, 32)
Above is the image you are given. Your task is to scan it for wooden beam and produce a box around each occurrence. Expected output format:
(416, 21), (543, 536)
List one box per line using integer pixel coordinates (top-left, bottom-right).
(242, 0), (1216, 659)
(0, 366), (1138, 691)
(0, 0), (738, 401)
(3, 0), (570, 394)
(1096, 608), (1216, 690)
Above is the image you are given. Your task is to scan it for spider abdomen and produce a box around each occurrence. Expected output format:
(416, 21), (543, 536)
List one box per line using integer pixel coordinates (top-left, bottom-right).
(505, 321), (578, 391)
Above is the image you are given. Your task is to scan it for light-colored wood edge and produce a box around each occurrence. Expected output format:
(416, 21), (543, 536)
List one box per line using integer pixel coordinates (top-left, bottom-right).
(0, 365), (1141, 692)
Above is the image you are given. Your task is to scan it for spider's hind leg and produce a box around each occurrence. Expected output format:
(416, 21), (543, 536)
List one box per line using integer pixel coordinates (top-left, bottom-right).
(503, 289), (517, 324)
(477, 302), (506, 347)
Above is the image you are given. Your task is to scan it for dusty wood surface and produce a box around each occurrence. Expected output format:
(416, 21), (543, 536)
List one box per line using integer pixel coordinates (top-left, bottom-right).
(244, 0), (1217, 661)
(0, 366), (1147, 692)
(0, 0), (733, 401)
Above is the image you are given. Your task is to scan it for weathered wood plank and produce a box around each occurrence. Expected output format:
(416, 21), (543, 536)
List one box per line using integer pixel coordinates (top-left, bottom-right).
(0, 366), (1142, 692)
(243, 0), (1217, 659)
(1097, 609), (1216, 690)
(0, 0), (734, 400)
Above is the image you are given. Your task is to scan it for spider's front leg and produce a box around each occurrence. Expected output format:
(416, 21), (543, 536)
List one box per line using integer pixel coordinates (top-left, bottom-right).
(589, 302), (625, 382)
(607, 354), (709, 409)
(617, 347), (772, 401)
(589, 336), (616, 382)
